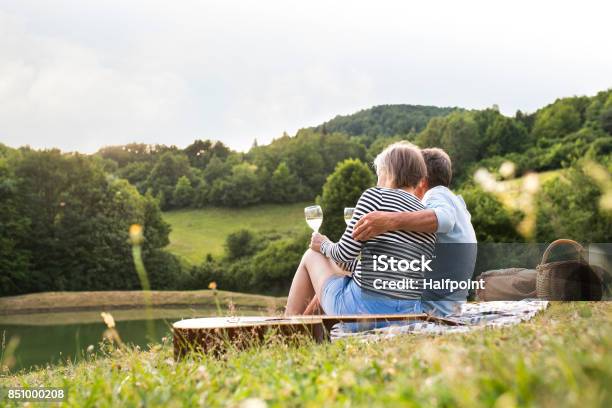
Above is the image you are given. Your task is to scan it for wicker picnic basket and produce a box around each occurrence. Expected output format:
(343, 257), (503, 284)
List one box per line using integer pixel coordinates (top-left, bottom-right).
(535, 239), (603, 300)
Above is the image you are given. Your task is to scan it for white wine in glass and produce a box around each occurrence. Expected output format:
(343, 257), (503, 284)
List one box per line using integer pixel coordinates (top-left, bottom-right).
(304, 205), (323, 232)
(344, 207), (355, 225)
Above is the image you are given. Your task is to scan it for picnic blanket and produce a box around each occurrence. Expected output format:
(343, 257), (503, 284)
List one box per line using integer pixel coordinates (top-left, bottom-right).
(330, 300), (549, 341)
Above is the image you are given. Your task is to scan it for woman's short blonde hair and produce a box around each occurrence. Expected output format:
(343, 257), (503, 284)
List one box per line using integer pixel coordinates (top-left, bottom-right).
(373, 141), (427, 188)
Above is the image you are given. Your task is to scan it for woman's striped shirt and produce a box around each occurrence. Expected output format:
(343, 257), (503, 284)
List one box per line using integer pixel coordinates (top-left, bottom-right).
(320, 187), (436, 299)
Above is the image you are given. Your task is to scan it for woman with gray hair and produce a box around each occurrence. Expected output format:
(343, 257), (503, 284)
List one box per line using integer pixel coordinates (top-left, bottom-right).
(285, 142), (436, 316)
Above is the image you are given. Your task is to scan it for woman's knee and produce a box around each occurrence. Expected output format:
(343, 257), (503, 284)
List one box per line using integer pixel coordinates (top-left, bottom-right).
(301, 248), (316, 261)
(302, 248), (326, 265)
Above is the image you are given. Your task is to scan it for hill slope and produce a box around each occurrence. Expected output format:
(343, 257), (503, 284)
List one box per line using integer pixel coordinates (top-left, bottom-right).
(163, 202), (308, 264)
(312, 104), (459, 137)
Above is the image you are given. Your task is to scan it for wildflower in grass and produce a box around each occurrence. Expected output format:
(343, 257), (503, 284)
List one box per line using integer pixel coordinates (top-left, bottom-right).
(129, 224), (155, 340)
(100, 312), (123, 346)
(522, 172), (540, 194)
(208, 281), (222, 312)
(196, 365), (209, 381)
(583, 160), (612, 213)
(474, 164), (541, 239)
(101, 312), (116, 328)
(129, 223), (144, 245)
(499, 161), (516, 179)
(240, 398), (267, 408)
(474, 168), (497, 192)
(228, 300), (236, 316)
(0, 335), (20, 372)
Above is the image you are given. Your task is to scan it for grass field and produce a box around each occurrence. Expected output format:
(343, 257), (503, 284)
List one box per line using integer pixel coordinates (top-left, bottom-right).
(162, 172), (565, 265)
(162, 202), (309, 264)
(3, 302), (610, 407)
(162, 171), (565, 265)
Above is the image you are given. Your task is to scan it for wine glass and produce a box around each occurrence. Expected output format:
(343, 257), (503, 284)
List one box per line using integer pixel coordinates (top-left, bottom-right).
(344, 207), (355, 225)
(304, 205), (323, 232)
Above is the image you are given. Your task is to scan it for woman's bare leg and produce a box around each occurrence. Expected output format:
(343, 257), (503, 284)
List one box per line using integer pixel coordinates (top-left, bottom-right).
(285, 255), (315, 316)
(302, 262), (351, 315)
(285, 249), (345, 316)
(303, 296), (322, 315)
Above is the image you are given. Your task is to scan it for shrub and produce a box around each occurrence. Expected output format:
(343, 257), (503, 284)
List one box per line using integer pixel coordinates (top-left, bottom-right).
(319, 159), (375, 240)
(172, 176), (195, 208)
(458, 184), (524, 242)
(535, 163), (612, 242)
(225, 230), (258, 260)
(249, 231), (310, 294)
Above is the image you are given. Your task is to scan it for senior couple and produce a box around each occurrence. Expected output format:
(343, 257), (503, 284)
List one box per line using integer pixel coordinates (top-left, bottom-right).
(285, 142), (477, 318)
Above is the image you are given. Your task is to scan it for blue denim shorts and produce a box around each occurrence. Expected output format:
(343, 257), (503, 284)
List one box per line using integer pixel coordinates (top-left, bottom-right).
(421, 300), (464, 317)
(321, 275), (422, 315)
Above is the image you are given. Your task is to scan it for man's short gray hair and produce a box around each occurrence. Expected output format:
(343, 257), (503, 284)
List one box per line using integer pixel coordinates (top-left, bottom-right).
(373, 141), (427, 188)
(421, 148), (452, 187)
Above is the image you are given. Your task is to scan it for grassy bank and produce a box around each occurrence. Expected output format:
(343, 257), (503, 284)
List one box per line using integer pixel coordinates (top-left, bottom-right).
(0, 290), (285, 315)
(162, 202), (308, 264)
(2, 302), (611, 407)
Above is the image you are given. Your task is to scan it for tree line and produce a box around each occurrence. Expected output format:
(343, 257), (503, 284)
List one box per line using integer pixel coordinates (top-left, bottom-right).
(94, 105), (457, 211)
(94, 91), (611, 212)
(1, 90), (611, 295)
(0, 147), (183, 295)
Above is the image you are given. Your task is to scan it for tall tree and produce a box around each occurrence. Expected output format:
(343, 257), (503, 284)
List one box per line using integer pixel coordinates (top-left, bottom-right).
(173, 176), (195, 208)
(0, 147), (31, 294)
(319, 159), (375, 240)
(269, 162), (301, 203)
(531, 97), (588, 141)
(146, 152), (193, 209)
(1, 149), (180, 296)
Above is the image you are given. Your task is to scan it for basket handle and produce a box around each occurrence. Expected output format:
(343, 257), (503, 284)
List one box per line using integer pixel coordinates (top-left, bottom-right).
(540, 239), (585, 264)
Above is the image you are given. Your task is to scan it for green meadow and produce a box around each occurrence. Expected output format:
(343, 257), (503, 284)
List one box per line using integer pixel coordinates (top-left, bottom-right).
(161, 170), (563, 265)
(160, 170), (566, 266)
(3, 302), (611, 407)
(163, 202), (309, 264)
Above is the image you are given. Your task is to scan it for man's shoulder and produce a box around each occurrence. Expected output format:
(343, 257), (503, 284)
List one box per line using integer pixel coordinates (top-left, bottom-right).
(424, 185), (455, 202)
(424, 186), (471, 214)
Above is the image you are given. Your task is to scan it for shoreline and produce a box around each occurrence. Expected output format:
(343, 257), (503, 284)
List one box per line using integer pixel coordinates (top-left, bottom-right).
(0, 290), (286, 316)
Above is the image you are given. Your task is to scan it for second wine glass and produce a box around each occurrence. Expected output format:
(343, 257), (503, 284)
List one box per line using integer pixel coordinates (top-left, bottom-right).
(344, 207), (355, 225)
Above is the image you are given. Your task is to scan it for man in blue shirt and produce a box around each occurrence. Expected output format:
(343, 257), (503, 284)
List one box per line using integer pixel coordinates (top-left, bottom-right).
(353, 147), (477, 316)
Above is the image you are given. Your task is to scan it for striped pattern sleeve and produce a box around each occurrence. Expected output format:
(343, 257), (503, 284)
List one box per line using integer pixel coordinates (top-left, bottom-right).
(320, 187), (382, 263)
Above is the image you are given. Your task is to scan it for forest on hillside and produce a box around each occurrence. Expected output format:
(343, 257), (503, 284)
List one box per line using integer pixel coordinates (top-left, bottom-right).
(1, 90), (611, 296)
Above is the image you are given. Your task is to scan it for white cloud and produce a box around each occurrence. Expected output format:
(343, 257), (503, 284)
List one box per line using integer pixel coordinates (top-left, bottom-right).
(0, 0), (611, 152)
(0, 9), (193, 152)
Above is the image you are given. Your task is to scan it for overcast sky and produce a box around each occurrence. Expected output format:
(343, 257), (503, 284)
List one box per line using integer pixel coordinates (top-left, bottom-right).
(1, 0), (611, 153)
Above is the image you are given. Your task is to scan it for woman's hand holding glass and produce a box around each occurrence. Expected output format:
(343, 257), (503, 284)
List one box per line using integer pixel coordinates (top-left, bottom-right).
(309, 232), (328, 253)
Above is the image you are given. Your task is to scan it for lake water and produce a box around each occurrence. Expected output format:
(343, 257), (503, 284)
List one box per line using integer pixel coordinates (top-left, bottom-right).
(1, 307), (263, 373)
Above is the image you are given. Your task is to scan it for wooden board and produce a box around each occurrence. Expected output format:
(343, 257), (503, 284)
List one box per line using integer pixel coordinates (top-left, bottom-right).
(172, 314), (462, 359)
